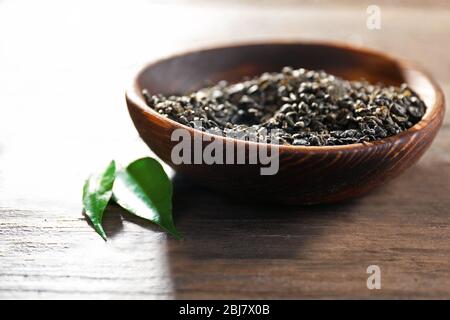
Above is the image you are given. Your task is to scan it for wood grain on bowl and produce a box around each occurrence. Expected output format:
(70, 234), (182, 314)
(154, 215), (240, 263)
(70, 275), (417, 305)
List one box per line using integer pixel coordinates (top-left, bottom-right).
(126, 42), (445, 205)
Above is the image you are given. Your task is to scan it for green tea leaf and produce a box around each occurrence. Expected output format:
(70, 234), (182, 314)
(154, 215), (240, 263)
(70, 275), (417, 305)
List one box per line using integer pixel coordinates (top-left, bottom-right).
(82, 160), (116, 240)
(113, 157), (181, 239)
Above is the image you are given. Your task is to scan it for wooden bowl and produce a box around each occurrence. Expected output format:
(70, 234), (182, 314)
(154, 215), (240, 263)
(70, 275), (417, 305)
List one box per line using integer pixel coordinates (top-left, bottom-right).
(126, 42), (445, 205)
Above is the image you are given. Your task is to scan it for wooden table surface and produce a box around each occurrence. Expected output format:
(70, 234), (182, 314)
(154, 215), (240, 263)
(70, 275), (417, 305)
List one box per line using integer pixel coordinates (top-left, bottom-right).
(0, 0), (449, 299)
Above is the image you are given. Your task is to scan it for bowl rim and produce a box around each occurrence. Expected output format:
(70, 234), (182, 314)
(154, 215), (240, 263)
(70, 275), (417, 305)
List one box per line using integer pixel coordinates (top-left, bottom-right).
(126, 40), (445, 153)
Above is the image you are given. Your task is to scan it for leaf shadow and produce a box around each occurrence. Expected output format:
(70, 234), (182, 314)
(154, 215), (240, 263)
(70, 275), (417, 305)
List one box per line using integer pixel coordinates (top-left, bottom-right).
(91, 206), (124, 240)
(103, 203), (173, 237)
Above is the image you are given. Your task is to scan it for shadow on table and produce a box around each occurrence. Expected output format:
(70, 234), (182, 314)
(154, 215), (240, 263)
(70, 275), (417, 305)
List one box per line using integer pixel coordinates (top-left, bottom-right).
(165, 160), (450, 298)
(95, 158), (450, 298)
(169, 173), (358, 259)
(159, 173), (362, 298)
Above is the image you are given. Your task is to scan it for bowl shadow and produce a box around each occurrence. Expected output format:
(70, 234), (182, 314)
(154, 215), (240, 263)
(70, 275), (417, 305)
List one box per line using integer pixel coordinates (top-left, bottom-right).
(169, 173), (358, 260)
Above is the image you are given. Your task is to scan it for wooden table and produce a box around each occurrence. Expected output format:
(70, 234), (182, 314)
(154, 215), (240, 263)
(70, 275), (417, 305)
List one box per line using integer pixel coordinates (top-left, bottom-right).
(0, 0), (449, 299)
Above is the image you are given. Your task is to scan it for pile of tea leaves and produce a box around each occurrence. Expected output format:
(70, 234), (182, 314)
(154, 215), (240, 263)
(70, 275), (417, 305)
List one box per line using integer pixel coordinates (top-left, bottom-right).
(142, 67), (426, 146)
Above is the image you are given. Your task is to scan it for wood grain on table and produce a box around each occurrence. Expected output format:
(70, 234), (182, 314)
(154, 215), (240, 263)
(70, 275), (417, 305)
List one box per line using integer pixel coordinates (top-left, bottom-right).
(0, 0), (449, 299)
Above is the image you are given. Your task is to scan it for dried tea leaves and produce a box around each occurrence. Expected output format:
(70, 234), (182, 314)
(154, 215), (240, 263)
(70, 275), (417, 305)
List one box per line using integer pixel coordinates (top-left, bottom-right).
(142, 67), (426, 146)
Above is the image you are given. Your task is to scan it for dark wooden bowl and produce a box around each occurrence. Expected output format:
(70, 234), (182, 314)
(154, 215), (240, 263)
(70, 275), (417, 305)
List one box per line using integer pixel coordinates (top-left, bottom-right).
(126, 42), (445, 204)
